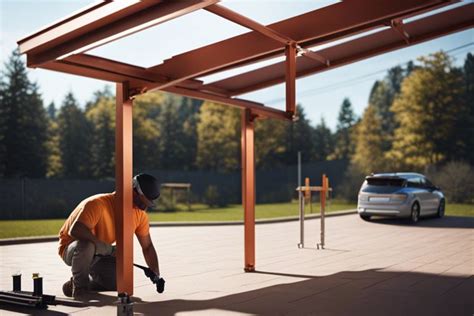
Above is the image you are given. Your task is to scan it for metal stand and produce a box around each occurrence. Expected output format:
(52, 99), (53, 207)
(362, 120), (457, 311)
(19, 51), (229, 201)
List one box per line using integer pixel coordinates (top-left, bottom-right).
(296, 174), (331, 250)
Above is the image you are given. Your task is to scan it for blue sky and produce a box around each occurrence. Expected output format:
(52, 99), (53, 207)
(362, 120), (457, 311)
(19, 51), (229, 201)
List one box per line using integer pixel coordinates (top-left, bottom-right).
(1, 0), (473, 130)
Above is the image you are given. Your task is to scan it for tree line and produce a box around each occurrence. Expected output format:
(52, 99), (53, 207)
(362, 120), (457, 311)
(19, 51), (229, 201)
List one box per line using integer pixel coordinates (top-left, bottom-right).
(0, 50), (337, 179)
(0, 50), (472, 187)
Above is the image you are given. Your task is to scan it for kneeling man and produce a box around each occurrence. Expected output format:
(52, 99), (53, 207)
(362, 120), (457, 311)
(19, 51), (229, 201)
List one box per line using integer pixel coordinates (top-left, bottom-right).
(58, 173), (162, 298)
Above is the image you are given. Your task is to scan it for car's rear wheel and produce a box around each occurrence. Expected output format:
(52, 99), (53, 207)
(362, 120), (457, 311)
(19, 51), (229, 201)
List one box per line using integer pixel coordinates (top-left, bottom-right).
(437, 199), (445, 218)
(360, 214), (371, 221)
(410, 202), (420, 223)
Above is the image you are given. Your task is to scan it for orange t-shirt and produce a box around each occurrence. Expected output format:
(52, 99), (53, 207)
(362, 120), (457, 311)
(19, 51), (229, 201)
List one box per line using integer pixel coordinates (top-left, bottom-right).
(58, 192), (149, 257)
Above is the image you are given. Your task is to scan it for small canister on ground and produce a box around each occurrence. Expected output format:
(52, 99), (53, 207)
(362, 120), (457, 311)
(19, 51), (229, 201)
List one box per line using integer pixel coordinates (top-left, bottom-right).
(12, 274), (21, 292)
(32, 273), (43, 297)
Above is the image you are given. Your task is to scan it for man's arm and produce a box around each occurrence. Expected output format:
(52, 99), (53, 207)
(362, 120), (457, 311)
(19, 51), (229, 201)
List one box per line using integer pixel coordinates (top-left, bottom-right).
(137, 234), (160, 276)
(69, 221), (99, 244)
(69, 221), (113, 255)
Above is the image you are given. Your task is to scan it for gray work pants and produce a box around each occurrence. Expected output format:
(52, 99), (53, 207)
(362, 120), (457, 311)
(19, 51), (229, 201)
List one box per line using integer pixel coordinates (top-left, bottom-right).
(62, 240), (116, 291)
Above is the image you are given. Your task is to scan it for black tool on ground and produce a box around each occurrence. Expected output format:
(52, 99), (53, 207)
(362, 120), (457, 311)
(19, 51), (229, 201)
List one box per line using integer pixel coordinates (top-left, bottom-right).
(0, 273), (56, 309)
(133, 263), (165, 293)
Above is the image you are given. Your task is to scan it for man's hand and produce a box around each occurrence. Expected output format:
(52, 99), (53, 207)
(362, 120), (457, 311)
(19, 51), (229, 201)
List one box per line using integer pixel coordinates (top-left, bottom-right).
(155, 276), (165, 293)
(151, 273), (165, 293)
(95, 241), (114, 256)
(134, 263), (165, 293)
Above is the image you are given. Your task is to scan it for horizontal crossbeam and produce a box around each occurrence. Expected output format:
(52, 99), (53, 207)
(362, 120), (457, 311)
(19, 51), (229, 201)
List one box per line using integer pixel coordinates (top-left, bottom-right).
(204, 4), (473, 96)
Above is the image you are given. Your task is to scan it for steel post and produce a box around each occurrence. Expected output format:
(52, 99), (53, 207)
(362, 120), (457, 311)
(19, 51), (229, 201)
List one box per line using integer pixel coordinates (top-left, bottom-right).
(241, 109), (255, 272)
(285, 43), (296, 116)
(115, 82), (134, 295)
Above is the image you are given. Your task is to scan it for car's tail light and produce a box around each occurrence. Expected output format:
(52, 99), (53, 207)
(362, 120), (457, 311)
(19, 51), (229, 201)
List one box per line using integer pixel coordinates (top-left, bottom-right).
(359, 193), (369, 201)
(390, 194), (407, 202)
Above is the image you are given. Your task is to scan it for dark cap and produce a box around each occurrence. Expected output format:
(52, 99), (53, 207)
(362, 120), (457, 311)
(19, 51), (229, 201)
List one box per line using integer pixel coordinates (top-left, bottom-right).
(133, 173), (160, 201)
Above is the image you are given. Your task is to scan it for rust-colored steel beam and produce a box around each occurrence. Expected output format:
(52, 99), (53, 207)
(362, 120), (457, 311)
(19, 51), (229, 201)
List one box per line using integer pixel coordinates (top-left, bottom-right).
(285, 43), (296, 116)
(297, 46), (330, 66)
(206, 4), (473, 96)
(41, 60), (151, 87)
(205, 4), (293, 45)
(66, 54), (168, 83)
(391, 19), (411, 44)
(163, 86), (292, 121)
(20, 0), (219, 67)
(41, 54), (224, 97)
(148, 0), (454, 87)
(115, 82), (134, 295)
(241, 109), (256, 272)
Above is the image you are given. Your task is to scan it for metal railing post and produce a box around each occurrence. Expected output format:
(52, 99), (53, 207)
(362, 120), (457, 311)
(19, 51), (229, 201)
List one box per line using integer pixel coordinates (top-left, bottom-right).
(297, 189), (305, 248)
(317, 174), (327, 249)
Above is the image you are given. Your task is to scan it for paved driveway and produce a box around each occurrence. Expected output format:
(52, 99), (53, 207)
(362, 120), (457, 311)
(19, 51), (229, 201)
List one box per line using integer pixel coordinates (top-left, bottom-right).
(1, 214), (473, 315)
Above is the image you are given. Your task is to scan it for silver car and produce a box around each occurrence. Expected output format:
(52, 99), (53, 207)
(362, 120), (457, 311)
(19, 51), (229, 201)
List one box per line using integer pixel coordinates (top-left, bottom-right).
(357, 172), (445, 223)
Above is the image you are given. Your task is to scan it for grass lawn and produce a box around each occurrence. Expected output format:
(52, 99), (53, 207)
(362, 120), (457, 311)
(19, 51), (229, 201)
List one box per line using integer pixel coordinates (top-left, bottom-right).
(1, 202), (472, 239)
(148, 200), (356, 222)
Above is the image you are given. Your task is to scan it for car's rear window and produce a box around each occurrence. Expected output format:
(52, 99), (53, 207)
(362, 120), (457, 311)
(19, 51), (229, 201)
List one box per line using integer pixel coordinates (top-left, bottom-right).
(361, 178), (405, 193)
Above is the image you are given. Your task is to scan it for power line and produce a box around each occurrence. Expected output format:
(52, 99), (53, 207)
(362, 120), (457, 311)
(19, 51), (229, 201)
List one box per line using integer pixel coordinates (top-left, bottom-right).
(263, 42), (474, 104)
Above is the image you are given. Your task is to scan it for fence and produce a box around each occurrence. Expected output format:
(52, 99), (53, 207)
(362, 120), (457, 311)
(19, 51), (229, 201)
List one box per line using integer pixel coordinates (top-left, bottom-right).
(0, 160), (348, 220)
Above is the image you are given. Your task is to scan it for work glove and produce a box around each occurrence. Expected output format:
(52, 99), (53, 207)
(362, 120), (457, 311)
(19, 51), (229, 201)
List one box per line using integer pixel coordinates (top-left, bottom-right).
(95, 241), (114, 256)
(152, 274), (165, 293)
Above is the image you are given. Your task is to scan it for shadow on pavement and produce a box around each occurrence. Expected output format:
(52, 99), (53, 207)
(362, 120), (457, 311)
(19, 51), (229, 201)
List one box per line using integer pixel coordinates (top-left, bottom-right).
(0, 304), (69, 315)
(134, 269), (473, 316)
(368, 215), (474, 229)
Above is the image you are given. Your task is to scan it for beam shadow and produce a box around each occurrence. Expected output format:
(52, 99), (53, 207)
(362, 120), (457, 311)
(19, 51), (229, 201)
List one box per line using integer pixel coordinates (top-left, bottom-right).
(133, 269), (473, 316)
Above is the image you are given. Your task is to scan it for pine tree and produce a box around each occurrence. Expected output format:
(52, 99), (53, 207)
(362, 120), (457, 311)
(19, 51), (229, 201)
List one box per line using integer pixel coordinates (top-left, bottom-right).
(255, 117), (287, 169)
(461, 53), (474, 164)
(47, 101), (56, 120)
(86, 96), (115, 178)
(156, 94), (189, 169)
(179, 96), (202, 170)
(0, 49), (48, 177)
(330, 98), (356, 160)
(312, 117), (334, 161)
(352, 105), (387, 174)
(387, 51), (465, 170)
(196, 102), (240, 171)
(45, 119), (62, 178)
(133, 92), (163, 171)
(57, 92), (92, 178)
(283, 104), (315, 164)
(367, 65), (412, 153)
(0, 73), (7, 176)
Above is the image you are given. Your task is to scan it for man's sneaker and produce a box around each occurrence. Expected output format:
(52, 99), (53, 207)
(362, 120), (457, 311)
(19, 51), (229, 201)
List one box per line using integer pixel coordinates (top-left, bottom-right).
(62, 277), (73, 297)
(73, 286), (92, 301)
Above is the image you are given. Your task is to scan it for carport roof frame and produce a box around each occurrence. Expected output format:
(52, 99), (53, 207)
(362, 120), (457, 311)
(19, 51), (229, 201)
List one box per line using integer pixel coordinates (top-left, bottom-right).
(17, 0), (473, 121)
(16, 0), (474, 296)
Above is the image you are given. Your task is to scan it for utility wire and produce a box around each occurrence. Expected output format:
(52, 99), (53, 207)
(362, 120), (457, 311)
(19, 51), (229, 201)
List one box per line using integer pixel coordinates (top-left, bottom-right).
(263, 42), (474, 104)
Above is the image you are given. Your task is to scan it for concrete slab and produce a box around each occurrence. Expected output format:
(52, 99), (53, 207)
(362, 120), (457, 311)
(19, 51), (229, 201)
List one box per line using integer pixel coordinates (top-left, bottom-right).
(0, 214), (473, 315)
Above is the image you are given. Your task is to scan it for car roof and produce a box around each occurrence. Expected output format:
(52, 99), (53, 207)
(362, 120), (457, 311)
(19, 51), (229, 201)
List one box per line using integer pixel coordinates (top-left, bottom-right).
(370, 172), (424, 179)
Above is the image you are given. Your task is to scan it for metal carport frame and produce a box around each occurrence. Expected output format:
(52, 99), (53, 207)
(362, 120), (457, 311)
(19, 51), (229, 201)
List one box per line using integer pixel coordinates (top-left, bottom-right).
(17, 0), (473, 295)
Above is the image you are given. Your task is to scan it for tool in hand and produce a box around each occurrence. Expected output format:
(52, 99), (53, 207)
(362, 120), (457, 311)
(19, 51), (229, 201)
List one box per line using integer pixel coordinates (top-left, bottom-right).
(133, 263), (165, 293)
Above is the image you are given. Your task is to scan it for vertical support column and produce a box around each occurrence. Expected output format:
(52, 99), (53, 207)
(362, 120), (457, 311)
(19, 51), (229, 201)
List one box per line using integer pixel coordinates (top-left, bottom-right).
(115, 82), (134, 295)
(285, 42), (297, 117)
(241, 109), (255, 272)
